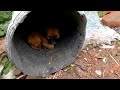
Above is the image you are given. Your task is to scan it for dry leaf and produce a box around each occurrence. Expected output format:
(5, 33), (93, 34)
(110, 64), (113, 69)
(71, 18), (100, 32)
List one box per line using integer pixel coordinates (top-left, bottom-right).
(95, 70), (102, 76)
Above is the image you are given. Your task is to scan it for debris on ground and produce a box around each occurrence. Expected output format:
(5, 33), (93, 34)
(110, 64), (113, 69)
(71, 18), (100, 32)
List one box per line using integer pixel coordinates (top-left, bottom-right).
(2, 67), (16, 79)
(43, 41), (120, 79)
(95, 70), (102, 76)
(99, 44), (115, 49)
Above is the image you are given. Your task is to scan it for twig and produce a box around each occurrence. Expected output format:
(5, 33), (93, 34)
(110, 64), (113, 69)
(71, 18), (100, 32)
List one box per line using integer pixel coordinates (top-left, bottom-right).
(16, 74), (26, 79)
(102, 69), (106, 78)
(0, 51), (6, 56)
(109, 54), (120, 67)
(0, 51), (6, 61)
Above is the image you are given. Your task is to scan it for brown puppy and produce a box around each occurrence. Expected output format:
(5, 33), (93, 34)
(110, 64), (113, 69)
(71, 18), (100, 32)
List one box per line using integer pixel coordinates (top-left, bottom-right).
(46, 27), (61, 44)
(27, 32), (54, 50)
(47, 28), (60, 39)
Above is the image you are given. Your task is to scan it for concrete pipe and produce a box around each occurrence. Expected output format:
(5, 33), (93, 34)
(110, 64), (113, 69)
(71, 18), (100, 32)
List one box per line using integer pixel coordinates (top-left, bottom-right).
(5, 11), (87, 77)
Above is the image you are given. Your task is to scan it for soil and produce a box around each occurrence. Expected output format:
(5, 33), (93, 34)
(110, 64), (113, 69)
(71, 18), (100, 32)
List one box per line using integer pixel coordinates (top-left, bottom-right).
(1, 37), (120, 79)
(44, 40), (120, 79)
(1, 20), (120, 79)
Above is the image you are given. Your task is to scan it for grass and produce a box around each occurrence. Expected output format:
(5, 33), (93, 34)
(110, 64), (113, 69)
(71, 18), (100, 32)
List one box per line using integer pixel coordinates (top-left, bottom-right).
(0, 11), (12, 38)
(98, 11), (105, 18)
(0, 11), (14, 78)
(0, 11), (12, 23)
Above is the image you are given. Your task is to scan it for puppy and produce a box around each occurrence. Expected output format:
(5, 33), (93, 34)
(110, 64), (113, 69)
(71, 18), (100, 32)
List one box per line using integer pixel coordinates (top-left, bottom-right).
(27, 32), (54, 50)
(46, 27), (61, 44)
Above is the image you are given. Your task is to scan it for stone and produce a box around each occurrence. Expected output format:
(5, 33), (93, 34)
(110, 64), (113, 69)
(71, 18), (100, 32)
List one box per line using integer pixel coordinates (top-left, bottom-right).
(26, 75), (44, 79)
(103, 11), (113, 15)
(74, 66), (86, 78)
(0, 40), (4, 45)
(74, 60), (87, 71)
(102, 11), (120, 27)
(87, 49), (96, 57)
(13, 68), (22, 76)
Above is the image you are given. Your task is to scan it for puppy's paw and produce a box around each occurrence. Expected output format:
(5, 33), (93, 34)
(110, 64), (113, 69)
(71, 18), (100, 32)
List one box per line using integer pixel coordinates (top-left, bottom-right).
(49, 44), (54, 49)
(31, 46), (41, 50)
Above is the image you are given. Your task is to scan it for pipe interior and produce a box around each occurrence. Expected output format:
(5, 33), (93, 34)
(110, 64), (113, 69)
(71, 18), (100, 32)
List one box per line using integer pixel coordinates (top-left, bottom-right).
(10, 11), (86, 76)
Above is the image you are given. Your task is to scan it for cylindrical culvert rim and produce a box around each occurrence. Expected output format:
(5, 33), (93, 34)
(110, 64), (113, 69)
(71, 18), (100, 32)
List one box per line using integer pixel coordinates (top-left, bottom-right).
(5, 11), (87, 77)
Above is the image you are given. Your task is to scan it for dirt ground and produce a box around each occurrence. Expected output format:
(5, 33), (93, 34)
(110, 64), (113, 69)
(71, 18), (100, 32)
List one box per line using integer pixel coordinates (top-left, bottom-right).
(1, 31), (120, 79)
(1, 37), (120, 79)
(43, 40), (120, 79)
(1, 36), (120, 79)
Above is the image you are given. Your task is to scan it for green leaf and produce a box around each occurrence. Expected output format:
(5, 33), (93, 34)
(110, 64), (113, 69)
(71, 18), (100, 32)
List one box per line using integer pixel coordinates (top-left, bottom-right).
(70, 64), (76, 67)
(98, 11), (105, 18)
(0, 75), (2, 79)
(11, 62), (15, 67)
(0, 11), (12, 23)
(2, 67), (10, 75)
(63, 66), (72, 72)
(0, 24), (5, 30)
(0, 22), (10, 38)
(2, 62), (12, 75)
(1, 56), (15, 75)
(118, 40), (120, 46)
(0, 30), (5, 37)
(3, 21), (10, 33)
(0, 17), (4, 23)
(0, 36), (4, 40)
(4, 61), (10, 68)
(86, 44), (93, 51)
(2, 57), (9, 66)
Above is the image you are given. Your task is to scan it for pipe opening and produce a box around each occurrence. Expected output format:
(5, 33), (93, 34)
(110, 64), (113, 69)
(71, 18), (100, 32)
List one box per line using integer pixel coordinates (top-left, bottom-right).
(7, 11), (87, 76)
